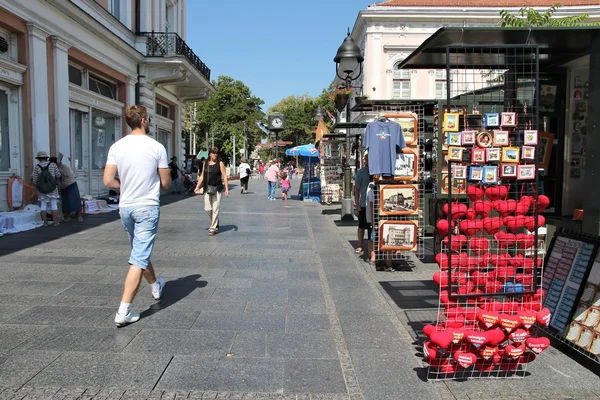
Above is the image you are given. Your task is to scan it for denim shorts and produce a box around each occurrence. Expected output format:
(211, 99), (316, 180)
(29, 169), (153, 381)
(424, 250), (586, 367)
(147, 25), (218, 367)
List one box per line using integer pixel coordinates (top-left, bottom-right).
(119, 205), (160, 269)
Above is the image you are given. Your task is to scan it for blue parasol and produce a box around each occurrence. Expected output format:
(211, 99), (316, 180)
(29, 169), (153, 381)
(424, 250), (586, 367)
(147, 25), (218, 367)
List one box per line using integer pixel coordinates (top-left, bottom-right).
(285, 144), (319, 158)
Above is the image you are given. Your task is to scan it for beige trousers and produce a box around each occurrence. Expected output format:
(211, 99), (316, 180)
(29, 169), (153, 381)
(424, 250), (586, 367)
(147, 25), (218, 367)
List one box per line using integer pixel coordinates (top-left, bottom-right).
(204, 191), (222, 231)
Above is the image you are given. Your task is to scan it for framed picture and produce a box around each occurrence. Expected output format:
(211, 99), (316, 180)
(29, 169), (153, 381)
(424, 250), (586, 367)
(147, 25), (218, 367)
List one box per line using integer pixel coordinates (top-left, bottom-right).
(444, 113), (460, 132)
(441, 131), (448, 150)
(380, 184), (418, 216)
(440, 172), (467, 195)
(452, 165), (467, 179)
(522, 146), (536, 160)
(379, 221), (418, 251)
(386, 113), (417, 146)
(494, 131), (509, 146)
(476, 131), (493, 148)
(501, 147), (520, 163)
(517, 164), (536, 180)
(447, 131), (462, 146)
(471, 148), (486, 164)
(483, 165), (498, 184)
(393, 148), (418, 181)
(524, 130), (538, 145)
(486, 147), (501, 162)
(500, 163), (517, 178)
(462, 130), (476, 145)
(448, 146), (463, 161)
(538, 132), (555, 169)
(501, 112), (517, 127)
(469, 166), (483, 181)
(484, 113), (500, 128)
(441, 151), (449, 172)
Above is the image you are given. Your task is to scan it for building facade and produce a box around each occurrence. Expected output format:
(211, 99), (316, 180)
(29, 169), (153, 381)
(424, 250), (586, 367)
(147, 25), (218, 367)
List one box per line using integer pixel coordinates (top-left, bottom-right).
(0, 0), (213, 209)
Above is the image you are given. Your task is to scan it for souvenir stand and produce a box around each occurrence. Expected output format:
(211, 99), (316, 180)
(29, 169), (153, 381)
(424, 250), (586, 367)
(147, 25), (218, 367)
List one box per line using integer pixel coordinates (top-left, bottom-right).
(287, 144), (320, 202)
(419, 45), (553, 380)
(319, 139), (344, 204)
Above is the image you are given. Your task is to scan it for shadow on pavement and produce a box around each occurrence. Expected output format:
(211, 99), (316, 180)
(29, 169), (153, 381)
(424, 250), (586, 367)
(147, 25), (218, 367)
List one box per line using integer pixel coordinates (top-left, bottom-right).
(140, 274), (207, 318)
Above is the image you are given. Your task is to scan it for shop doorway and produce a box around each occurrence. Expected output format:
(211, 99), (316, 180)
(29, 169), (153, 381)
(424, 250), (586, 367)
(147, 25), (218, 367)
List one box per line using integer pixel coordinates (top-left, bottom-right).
(70, 109), (90, 195)
(157, 128), (171, 157)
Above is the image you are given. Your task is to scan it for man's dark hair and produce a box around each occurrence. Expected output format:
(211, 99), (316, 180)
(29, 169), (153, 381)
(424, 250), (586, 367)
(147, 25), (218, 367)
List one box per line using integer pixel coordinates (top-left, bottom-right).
(125, 105), (148, 129)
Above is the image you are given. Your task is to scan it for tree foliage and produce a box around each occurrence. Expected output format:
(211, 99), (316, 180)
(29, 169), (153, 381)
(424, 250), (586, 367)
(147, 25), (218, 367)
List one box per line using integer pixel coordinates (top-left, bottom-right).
(499, 3), (599, 27)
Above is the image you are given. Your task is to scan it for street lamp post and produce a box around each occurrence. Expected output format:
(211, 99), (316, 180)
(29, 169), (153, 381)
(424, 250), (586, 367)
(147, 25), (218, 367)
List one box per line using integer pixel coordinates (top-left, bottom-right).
(333, 30), (364, 222)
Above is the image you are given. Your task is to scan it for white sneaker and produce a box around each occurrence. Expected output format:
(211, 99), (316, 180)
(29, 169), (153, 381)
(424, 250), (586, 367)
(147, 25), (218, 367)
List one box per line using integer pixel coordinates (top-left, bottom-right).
(152, 277), (165, 300)
(115, 311), (140, 327)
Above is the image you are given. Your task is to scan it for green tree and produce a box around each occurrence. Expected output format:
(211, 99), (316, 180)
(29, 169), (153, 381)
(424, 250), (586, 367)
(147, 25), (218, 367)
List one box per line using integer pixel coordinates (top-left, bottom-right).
(189, 76), (265, 164)
(500, 3), (599, 27)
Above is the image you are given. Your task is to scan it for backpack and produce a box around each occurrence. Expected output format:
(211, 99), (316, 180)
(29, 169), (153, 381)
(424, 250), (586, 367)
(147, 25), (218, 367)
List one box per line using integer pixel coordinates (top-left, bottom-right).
(36, 164), (57, 194)
(169, 162), (178, 179)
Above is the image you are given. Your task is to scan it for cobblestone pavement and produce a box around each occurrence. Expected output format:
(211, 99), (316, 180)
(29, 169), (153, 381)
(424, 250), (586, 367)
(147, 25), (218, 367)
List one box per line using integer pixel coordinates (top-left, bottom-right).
(0, 180), (598, 400)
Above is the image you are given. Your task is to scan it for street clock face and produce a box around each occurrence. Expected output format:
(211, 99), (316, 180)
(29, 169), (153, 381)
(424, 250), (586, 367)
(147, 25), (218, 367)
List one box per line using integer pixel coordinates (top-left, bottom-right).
(272, 117), (283, 128)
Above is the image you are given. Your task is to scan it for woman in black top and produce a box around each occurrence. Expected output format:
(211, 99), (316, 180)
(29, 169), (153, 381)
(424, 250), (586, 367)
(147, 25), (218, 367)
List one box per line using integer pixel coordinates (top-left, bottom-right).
(194, 147), (229, 235)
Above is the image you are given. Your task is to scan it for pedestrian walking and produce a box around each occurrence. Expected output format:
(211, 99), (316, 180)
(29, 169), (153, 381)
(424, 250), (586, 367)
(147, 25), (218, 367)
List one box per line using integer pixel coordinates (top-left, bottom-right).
(258, 163), (265, 178)
(57, 152), (83, 223)
(169, 156), (185, 194)
(238, 157), (251, 194)
(353, 154), (370, 255)
(280, 172), (291, 201)
(194, 147), (229, 236)
(31, 151), (62, 226)
(265, 159), (280, 200)
(103, 105), (170, 327)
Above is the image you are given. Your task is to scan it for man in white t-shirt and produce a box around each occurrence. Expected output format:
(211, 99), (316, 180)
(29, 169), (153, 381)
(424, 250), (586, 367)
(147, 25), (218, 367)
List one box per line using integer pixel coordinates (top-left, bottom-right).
(103, 105), (171, 327)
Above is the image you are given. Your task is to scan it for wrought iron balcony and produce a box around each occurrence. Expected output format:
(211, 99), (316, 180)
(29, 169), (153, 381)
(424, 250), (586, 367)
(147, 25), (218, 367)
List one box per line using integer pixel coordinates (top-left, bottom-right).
(138, 32), (211, 81)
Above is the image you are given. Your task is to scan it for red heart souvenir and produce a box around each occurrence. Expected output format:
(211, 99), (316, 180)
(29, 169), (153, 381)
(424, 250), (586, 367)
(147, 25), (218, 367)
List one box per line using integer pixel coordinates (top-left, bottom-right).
(465, 208), (477, 220)
(492, 266), (515, 282)
(498, 314), (520, 332)
(433, 271), (449, 287)
(423, 341), (439, 360)
(445, 317), (466, 329)
(517, 311), (537, 329)
(494, 231), (516, 248)
(443, 235), (468, 252)
(473, 200), (493, 218)
(451, 328), (466, 344)
(471, 271), (488, 286)
(480, 346), (498, 360)
(514, 201), (530, 216)
(475, 360), (497, 372)
(460, 256), (480, 271)
(436, 219), (452, 237)
(520, 195), (533, 207)
(477, 310), (500, 328)
(515, 233), (535, 249)
(519, 352), (536, 363)
(469, 237), (489, 255)
(454, 351), (477, 368)
(525, 337), (550, 354)
(435, 253), (448, 270)
(504, 343), (525, 359)
(423, 324), (437, 338)
(536, 308), (551, 327)
(464, 330), (489, 347)
(430, 330), (454, 349)
(485, 279), (503, 294)
(443, 203), (468, 220)
(525, 215), (546, 232)
(536, 195), (550, 212)
(504, 215), (527, 233)
(453, 271), (469, 286)
(445, 307), (466, 319)
(485, 185), (508, 201)
(480, 300), (502, 312)
(496, 199), (518, 217)
(486, 329), (506, 346)
(440, 290), (457, 306)
(466, 185), (485, 202)
(511, 253), (525, 268)
(515, 273), (533, 286)
(482, 217), (503, 235)
(489, 254), (512, 269)
(509, 329), (530, 343)
(522, 301), (542, 312)
(459, 219), (484, 236)
(457, 283), (475, 296)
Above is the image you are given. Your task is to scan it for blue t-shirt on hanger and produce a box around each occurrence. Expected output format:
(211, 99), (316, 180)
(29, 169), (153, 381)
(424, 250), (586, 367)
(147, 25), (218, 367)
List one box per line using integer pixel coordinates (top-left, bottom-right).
(363, 120), (406, 176)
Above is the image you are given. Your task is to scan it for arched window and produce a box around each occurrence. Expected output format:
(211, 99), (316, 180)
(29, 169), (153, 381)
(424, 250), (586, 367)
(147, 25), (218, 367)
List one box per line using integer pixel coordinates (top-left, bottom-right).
(393, 63), (411, 99)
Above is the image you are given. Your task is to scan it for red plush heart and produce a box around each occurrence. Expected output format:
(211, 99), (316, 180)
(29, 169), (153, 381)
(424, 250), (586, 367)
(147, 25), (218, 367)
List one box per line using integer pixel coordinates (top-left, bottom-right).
(433, 271), (449, 287)
(520, 195), (533, 207)
(451, 328), (466, 344)
(473, 200), (493, 218)
(525, 337), (550, 354)
(459, 219), (484, 236)
(536, 308), (551, 327)
(460, 256), (480, 271)
(436, 219), (452, 237)
(469, 237), (489, 255)
(465, 208), (477, 220)
(445, 317), (466, 329)
(480, 346), (498, 360)
(423, 324), (437, 338)
(454, 351), (477, 368)
(504, 215), (527, 233)
(515, 233), (535, 249)
(486, 329), (506, 346)
(515, 273), (534, 286)
(480, 300), (502, 312)
(493, 266), (515, 282)
(435, 253), (448, 270)
(489, 254), (512, 269)
(514, 201), (530, 216)
(477, 311), (500, 328)
(496, 199), (518, 217)
(464, 330), (489, 347)
(423, 341), (439, 360)
(443, 235), (468, 252)
(471, 271), (488, 286)
(536, 195), (550, 212)
(494, 231), (516, 248)
(443, 203), (468, 220)
(509, 329), (530, 343)
(522, 301), (542, 312)
(466, 185), (485, 202)
(440, 290), (456, 306)
(485, 279), (503, 294)
(483, 217), (503, 235)
(525, 215), (546, 232)
(457, 283), (475, 295)
(511, 253), (525, 268)
(519, 352), (536, 363)
(498, 314), (520, 332)
(500, 300), (520, 314)
(430, 330), (454, 349)
(504, 343), (525, 359)
(485, 185), (508, 201)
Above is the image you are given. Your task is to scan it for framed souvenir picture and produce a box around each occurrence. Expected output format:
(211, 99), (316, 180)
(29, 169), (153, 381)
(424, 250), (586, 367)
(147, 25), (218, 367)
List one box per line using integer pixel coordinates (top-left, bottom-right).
(380, 184), (418, 216)
(484, 113), (500, 128)
(379, 221), (418, 251)
(393, 148), (418, 181)
(483, 166), (498, 184)
(462, 130), (476, 145)
(486, 147), (501, 162)
(476, 131), (493, 148)
(524, 130), (538, 145)
(448, 146), (463, 161)
(500, 163), (517, 178)
(469, 166), (483, 181)
(471, 148), (486, 164)
(493, 131), (509, 146)
(501, 147), (520, 163)
(441, 131), (448, 150)
(517, 164), (536, 180)
(501, 112), (517, 127)
(440, 172), (467, 195)
(539, 132), (555, 169)
(522, 146), (536, 160)
(441, 151), (449, 172)
(447, 131), (462, 146)
(452, 165), (467, 180)
(444, 113), (460, 132)
(385, 113), (418, 146)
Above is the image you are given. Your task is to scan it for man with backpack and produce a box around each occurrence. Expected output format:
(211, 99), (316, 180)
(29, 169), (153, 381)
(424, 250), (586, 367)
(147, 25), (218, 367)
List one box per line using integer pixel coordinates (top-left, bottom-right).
(31, 151), (62, 227)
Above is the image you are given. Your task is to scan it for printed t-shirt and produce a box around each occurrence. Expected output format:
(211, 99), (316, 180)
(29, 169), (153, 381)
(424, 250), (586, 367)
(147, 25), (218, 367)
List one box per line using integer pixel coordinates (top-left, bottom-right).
(106, 135), (168, 208)
(354, 167), (370, 208)
(363, 120), (406, 175)
(239, 163), (251, 179)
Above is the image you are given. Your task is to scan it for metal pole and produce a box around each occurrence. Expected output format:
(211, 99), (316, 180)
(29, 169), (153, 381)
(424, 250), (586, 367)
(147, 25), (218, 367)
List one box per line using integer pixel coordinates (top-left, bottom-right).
(340, 96), (354, 221)
(275, 131), (279, 161)
(192, 105), (196, 155)
(232, 135), (236, 169)
(243, 122), (247, 160)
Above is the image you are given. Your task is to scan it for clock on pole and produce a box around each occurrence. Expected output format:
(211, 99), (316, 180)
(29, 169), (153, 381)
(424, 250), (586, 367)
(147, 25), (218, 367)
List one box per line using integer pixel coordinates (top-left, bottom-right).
(267, 113), (285, 162)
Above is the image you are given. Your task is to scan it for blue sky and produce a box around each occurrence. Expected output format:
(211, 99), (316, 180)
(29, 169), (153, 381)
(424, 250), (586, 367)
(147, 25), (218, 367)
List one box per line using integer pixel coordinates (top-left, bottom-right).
(185, 0), (373, 111)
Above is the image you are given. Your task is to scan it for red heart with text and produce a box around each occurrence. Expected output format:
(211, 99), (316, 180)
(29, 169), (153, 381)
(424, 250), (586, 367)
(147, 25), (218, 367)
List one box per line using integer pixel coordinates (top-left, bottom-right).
(517, 311), (537, 329)
(477, 311), (500, 328)
(483, 217), (503, 235)
(485, 185), (508, 201)
(479, 346), (498, 360)
(454, 351), (477, 368)
(498, 314), (520, 332)
(466, 185), (485, 202)
(473, 200), (493, 218)
(536, 308), (551, 327)
(504, 343), (525, 359)
(525, 337), (550, 354)
(509, 329), (530, 343)
(464, 330), (489, 347)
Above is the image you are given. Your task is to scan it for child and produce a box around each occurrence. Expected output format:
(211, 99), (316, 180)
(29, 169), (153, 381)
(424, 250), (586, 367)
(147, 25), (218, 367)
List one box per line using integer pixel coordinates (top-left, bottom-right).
(281, 172), (291, 201)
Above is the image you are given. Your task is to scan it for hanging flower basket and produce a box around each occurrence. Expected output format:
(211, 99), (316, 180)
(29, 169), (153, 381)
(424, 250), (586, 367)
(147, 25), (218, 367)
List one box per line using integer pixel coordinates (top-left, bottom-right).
(335, 93), (349, 112)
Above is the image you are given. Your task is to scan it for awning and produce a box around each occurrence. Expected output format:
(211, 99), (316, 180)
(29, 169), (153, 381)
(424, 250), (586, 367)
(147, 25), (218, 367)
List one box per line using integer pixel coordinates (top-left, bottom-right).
(398, 27), (600, 70)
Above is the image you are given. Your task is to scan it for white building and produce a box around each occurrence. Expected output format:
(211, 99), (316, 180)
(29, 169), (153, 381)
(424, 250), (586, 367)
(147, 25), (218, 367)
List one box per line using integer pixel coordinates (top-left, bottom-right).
(0, 0), (214, 209)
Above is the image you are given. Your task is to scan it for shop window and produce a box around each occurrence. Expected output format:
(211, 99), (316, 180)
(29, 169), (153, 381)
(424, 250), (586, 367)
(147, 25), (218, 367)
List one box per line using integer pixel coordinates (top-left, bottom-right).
(0, 90), (9, 171)
(156, 101), (170, 119)
(435, 70), (449, 99)
(91, 109), (117, 170)
(89, 75), (117, 100)
(110, 0), (121, 20)
(70, 109), (85, 170)
(393, 64), (410, 99)
(69, 65), (83, 86)
(157, 128), (171, 155)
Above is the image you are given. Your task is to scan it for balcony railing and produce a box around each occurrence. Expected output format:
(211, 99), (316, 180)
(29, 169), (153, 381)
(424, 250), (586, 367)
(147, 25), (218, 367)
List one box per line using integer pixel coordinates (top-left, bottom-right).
(138, 32), (211, 81)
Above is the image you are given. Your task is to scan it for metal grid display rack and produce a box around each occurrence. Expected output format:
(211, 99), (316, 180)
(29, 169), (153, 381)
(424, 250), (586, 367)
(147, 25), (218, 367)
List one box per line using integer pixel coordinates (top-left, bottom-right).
(371, 103), (426, 262)
(424, 44), (554, 380)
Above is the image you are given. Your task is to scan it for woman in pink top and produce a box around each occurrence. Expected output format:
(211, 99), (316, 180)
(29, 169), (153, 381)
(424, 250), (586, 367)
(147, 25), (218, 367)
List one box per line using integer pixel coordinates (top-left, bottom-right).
(265, 159), (280, 200)
(280, 172), (291, 201)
